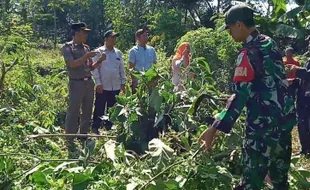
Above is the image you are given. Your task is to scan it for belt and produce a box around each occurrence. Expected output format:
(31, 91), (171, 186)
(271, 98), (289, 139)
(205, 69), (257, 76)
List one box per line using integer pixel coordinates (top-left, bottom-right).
(69, 76), (92, 81)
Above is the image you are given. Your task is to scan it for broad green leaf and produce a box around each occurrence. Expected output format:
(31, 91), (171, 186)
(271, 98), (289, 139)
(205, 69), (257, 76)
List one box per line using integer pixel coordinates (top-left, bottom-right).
(149, 88), (163, 112)
(31, 171), (48, 185)
(164, 180), (179, 189)
(129, 112), (138, 123)
(291, 155), (300, 165)
(72, 173), (91, 190)
(279, 6), (303, 21)
(154, 111), (164, 127)
(144, 66), (157, 81)
(126, 182), (138, 190)
(275, 23), (304, 39)
(109, 104), (124, 122)
(104, 140), (116, 163)
(147, 180), (167, 190)
(175, 175), (187, 188)
(45, 138), (61, 151)
(116, 95), (128, 105)
(118, 108), (127, 117)
(147, 139), (174, 166)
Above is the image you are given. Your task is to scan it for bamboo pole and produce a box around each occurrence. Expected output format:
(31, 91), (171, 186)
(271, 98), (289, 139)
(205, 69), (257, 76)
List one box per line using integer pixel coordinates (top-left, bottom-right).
(28, 133), (116, 139)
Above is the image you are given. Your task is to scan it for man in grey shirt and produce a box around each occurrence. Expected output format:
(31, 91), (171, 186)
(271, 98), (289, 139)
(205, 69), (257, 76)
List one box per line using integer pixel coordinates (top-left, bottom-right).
(91, 30), (126, 134)
(129, 29), (157, 93)
(61, 22), (105, 156)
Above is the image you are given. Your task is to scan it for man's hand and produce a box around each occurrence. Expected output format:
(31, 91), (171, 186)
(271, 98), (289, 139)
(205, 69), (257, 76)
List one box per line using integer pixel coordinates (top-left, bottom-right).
(121, 84), (125, 93)
(183, 46), (190, 56)
(98, 53), (106, 63)
(151, 80), (158, 88)
(86, 51), (99, 59)
(198, 127), (217, 151)
(287, 78), (295, 85)
(285, 64), (299, 76)
(96, 85), (103, 94)
(90, 53), (106, 70)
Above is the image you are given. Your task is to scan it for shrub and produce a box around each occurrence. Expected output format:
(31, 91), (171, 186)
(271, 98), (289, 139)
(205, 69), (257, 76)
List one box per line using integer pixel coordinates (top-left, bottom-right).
(176, 20), (241, 92)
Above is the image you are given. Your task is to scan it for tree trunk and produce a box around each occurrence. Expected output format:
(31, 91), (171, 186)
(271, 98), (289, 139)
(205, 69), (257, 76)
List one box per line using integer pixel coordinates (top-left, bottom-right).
(53, 0), (57, 49)
(0, 61), (6, 92)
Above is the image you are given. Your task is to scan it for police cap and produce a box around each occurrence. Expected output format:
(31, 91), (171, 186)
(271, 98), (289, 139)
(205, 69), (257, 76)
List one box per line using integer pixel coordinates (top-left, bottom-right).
(71, 22), (91, 32)
(104, 30), (119, 38)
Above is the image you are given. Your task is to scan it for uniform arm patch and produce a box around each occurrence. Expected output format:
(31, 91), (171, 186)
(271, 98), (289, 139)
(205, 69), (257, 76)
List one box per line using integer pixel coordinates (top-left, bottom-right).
(62, 45), (74, 61)
(233, 50), (255, 82)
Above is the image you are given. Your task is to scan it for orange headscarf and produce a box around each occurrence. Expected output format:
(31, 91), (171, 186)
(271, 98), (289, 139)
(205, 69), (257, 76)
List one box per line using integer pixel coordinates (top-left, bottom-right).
(173, 42), (191, 67)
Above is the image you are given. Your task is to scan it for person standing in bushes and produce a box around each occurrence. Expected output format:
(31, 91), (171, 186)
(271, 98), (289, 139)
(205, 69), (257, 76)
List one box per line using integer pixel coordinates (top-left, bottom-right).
(283, 47), (300, 79)
(171, 42), (195, 92)
(286, 62), (310, 158)
(61, 22), (105, 157)
(91, 30), (126, 135)
(129, 28), (157, 93)
(198, 4), (296, 190)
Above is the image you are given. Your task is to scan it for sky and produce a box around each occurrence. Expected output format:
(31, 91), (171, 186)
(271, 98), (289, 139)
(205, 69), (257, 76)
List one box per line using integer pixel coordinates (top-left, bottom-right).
(210, 0), (299, 12)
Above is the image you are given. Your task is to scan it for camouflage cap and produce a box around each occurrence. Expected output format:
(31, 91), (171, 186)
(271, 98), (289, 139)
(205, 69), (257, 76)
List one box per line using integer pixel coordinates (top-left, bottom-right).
(219, 4), (255, 32)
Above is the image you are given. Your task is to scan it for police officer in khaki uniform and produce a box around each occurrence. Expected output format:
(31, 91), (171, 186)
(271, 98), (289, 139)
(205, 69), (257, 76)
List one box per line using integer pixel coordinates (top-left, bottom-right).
(61, 22), (105, 155)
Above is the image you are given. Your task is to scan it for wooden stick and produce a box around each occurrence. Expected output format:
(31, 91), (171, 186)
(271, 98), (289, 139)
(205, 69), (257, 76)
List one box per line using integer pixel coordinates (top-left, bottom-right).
(0, 152), (99, 164)
(28, 133), (116, 139)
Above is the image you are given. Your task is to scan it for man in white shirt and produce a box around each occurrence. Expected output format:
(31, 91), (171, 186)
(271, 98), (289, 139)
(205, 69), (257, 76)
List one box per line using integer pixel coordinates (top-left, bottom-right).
(91, 30), (126, 134)
(129, 29), (157, 93)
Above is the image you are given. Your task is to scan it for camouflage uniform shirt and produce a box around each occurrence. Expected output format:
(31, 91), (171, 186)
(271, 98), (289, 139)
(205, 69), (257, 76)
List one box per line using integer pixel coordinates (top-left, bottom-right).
(212, 30), (296, 137)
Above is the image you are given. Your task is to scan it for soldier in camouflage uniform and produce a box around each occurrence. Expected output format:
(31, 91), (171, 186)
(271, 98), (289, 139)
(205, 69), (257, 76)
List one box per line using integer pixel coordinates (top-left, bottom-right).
(61, 22), (105, 156)
(199, 4), (296, 190)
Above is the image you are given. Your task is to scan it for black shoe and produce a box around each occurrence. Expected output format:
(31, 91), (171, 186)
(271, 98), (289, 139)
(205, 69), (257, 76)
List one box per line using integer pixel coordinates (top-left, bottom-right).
(105, 121), (113, 130)
(92, 128), (100, 135)
(67, 142), (80, 159)
(78, 136), (88, 143)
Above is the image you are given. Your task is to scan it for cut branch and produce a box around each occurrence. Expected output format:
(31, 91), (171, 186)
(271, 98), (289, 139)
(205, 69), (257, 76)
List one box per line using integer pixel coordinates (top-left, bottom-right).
(6, 58), (19, 73)
(28, 133), (116, 139)
(0, 152), (99, 164)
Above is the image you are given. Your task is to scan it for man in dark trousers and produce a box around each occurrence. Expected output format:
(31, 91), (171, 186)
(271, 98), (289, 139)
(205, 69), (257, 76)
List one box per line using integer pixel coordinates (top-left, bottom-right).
(287, 62), (310, 157)
(61, 22), (105, 157)
(92, 30), (126, 134)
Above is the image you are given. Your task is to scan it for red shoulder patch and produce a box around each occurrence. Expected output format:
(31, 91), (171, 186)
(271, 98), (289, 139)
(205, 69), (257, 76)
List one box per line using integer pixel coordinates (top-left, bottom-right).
(233, 50), (255, 82)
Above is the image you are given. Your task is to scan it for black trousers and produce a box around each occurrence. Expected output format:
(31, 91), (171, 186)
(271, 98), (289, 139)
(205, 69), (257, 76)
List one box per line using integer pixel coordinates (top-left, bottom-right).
(92, 90), (120, 130)
(297, 107), (310, 154)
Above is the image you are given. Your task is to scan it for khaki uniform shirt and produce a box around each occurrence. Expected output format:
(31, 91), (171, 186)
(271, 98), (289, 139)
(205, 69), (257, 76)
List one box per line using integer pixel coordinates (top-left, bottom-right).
(61, 41), (91, 79)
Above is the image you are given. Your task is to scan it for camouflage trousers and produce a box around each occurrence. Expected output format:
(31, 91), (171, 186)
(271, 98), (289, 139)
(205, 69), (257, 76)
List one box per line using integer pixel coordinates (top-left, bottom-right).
(234, 130), (291, 190)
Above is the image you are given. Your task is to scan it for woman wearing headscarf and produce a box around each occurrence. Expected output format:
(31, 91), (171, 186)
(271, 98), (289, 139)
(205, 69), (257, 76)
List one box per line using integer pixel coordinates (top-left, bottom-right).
(171, 42), (193, 92)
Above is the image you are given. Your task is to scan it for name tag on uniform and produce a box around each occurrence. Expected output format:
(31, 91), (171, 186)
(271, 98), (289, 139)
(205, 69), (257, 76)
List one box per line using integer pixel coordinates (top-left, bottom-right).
(234, 67), (248, 76)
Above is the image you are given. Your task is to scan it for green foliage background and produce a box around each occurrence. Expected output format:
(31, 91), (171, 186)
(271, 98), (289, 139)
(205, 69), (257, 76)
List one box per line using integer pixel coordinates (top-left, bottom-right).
(1, 0), (310, 189)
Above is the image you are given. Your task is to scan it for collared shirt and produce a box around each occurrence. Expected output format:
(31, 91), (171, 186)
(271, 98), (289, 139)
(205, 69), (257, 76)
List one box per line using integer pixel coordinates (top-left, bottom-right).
(129, 45), (157, 71)
(92, 46), (126, 91)
(61, 41), (91, 79)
